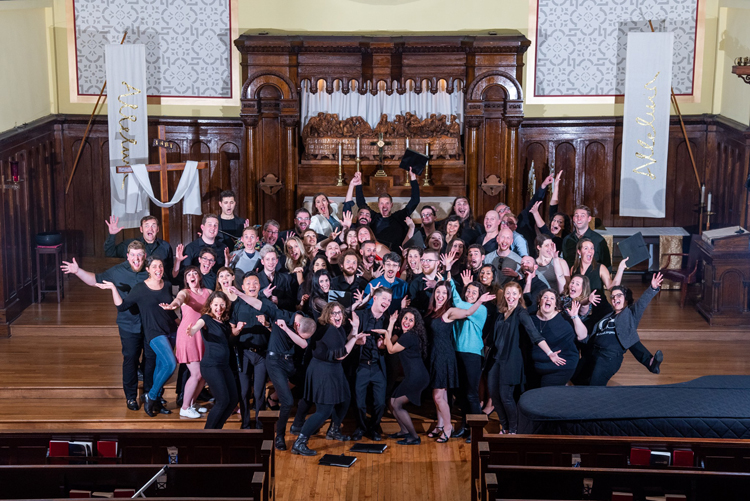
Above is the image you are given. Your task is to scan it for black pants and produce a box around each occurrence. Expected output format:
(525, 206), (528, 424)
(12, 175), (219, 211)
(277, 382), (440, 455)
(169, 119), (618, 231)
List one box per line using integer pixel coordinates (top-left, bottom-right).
(354, 363), (387, 432)
(456, 352), (483, 424)
(239, 350), (267, 429)
(589, 338), (626, 387)
(629, 341), (653, 367)
(300, 391), (351, 437)
(486, 362), (518, 432)
(266, 355), (296, 437)
(201, 364), (238, 429)
(119, 327), (155, 401)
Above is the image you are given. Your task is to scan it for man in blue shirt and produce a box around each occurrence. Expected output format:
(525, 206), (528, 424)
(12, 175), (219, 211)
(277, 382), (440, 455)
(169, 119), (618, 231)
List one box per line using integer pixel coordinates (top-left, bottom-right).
(365, 252), (408, 314)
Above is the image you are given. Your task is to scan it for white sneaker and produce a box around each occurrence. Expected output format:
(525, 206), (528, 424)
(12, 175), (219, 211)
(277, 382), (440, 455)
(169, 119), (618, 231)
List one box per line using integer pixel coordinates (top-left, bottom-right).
(179, 407), (201, 419)
(191, 405), (208, 414)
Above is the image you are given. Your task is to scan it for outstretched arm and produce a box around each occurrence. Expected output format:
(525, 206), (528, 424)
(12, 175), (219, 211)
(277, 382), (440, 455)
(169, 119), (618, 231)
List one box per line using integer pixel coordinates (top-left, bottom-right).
(404, 170), (421, 215)
(61, 258), (97, 286)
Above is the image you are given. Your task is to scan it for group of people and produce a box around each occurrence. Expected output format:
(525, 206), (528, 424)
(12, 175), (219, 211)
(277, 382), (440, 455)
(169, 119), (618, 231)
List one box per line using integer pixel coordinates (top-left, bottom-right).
(61, 167), (664, 455)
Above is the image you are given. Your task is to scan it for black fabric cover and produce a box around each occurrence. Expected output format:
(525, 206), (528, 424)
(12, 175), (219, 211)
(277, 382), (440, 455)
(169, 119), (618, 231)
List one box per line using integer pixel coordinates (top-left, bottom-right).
(518, 376), (750, 438)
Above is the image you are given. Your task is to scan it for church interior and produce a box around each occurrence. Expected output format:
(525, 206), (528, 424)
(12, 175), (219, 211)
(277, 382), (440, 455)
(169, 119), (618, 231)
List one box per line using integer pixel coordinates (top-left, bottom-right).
(1, 0), (750, 500)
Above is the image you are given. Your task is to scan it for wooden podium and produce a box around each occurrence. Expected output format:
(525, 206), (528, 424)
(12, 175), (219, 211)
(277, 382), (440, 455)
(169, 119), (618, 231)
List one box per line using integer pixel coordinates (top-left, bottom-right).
(695, 227), (750, 326)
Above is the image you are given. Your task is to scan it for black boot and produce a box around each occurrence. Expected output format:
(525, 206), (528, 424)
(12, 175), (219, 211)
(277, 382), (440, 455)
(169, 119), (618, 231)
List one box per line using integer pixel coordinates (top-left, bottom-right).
(326, 424), (351, 441)
(291, 434), (317, 456)
(143, 394), (157, 417)
(274, 435), (287, 451)
(649, 350), (664, 374)
(289, 424), (302, 435)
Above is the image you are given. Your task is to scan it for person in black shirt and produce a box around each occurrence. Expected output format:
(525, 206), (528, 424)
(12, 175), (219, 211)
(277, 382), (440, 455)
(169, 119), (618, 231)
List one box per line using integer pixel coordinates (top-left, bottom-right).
(218, 190), (249, 249)
(440, 197), (481, 245)
(104, 215), (174, 275)
(186, 291), (245, 429)
(279, 208), (313, 245)
(353, 170), (420, 250)
(98, 256), (178, 417)
(61, 241), (150, 411)
(256, 245), (298, 312)
(177, 214), (229, 276)
(292, 302), (368, 456)
(330, 250), (369, 296)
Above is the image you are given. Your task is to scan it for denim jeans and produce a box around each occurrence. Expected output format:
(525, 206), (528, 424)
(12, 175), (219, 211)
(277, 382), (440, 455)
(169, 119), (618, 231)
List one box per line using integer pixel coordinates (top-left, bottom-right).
(148, 335), (177, 400)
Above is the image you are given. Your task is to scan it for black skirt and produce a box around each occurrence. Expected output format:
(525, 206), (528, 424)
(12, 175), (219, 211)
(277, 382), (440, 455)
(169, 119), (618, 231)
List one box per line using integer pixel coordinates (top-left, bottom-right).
(303, 358), (350, 405)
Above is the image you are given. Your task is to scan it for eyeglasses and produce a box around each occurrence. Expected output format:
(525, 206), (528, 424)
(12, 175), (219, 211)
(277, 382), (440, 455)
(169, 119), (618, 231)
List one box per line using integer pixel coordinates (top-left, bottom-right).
(200, 257), (216, 263)
(420, 258), (437, 263)
(330, 311), (343, 317)
(611, 293), (625, 299)
(265, 229), (279, 235)
(296, 217), (310, 222)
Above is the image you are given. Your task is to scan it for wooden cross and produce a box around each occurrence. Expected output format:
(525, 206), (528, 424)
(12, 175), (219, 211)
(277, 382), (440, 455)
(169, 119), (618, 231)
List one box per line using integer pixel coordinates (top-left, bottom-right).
(116, 125), (208, 242)
(370, 132), (391, 177)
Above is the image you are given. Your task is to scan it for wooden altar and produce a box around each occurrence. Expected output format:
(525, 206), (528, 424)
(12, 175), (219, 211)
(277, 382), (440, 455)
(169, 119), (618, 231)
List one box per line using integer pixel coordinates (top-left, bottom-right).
(234, 31), (530, 227)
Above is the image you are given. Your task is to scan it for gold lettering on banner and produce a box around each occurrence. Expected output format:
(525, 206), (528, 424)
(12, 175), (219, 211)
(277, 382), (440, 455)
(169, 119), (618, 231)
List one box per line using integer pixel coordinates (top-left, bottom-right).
(117, 81), (141, 167)
(633, 72), (660, 180)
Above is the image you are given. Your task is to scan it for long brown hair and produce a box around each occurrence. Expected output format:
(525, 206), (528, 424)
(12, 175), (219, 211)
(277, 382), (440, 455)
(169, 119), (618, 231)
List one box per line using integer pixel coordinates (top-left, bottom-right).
(426, 281), (453, 319)
(201, 291), (231, 322)
(497, 282), (526, 314)
(571, 238), (599, 275)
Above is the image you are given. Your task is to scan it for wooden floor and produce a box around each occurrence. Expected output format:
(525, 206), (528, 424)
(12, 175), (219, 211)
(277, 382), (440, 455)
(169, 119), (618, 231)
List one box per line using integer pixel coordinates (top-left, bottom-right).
(4, 260), (750, 501)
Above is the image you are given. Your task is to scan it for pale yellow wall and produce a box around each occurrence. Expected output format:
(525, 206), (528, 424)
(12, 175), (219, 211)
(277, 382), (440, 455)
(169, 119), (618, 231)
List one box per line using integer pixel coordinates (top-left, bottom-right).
(10, 0), (740, 123)
(0, 1), (55, 134)
(715, 4), (750, 125)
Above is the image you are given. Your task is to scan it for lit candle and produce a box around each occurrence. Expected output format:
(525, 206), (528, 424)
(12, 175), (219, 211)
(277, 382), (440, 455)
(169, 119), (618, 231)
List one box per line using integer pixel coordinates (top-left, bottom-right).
(406, 137), (409, 149)
(707, 192), (712, 212)
(701, 184), (705, 204)
(532, 176), (536, 193)
(425, 142), (429, 158)
(356, 136), (360, 158)
(338, 143), (342, 167)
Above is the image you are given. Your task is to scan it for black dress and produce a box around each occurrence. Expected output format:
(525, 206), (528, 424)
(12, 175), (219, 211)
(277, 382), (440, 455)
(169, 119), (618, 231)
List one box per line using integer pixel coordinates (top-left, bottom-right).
(530, 314), (578, 386)
(303, 324), (350, 405)
(391, 330), (429, 405)
(426, 316), (459, 389)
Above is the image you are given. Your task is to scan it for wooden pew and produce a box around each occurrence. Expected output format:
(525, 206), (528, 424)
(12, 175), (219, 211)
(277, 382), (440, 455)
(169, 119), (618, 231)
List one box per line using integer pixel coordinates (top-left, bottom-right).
(0, 410), (278, 501)
(468, 414), (750, 501)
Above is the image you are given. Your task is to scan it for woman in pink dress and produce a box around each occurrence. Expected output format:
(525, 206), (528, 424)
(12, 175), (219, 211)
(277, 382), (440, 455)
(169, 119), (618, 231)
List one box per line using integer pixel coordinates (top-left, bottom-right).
(162, 266), (210, 418)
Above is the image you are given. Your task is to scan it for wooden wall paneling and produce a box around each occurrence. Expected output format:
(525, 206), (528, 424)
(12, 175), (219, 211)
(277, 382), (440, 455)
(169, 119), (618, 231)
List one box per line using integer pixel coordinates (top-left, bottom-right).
(583, 140), (610, 226)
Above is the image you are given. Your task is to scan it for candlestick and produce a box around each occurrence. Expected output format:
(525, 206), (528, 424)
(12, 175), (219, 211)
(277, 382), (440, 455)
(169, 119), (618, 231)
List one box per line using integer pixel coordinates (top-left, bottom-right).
(356, 136), (360, 158)
(707, 192), (712, 212)
(406, 137), (409, 149)
(701, 184), (705, 204)
(11, 161), (19, 183)
(423, 143), (431, 187)
(336, 143), (344, 186)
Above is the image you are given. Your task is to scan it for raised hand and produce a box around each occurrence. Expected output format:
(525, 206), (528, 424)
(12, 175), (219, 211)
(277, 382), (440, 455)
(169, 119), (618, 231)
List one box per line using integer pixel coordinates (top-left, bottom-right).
(529, 200), (542, 216)
(330, 228), (342, 241)
(224, 247), (231, 265)
(651, 272), (664, 290)
(61, 258), (80, 274)
(292, 267), (304, 275)
(566, 300), (581, 318)
(263, 285), (275, 298)
(276, 319), (288, 330)
(478, 292), (496, 303)
(401, 296), (411, 309)
(389, 311), (399, 326)
(175, 244), (187, 263)
(409, 167), (416, 181)
(105, 215), (123, 235)
(618, 257), (630, 270)
(440, 249), (457, 271)
(555, 169), (564, 185)
(589, 289), (601, 306)
(460, 269), (473, 286)
(524, 265), (537, 282)
(227, 285), (240, 296)
(351, 312), (360, 333)
(256, 315), (268, 327)
(353, 289), (364, 304)
(342, 210), (353, 229)
(541, 173), (554, 189)
(373, 264), (384, 279)
(405, 216), (415, 228)
(244, 219), (250, 228)
(423, 276), (438, 289)
(351, 172), (362, 187)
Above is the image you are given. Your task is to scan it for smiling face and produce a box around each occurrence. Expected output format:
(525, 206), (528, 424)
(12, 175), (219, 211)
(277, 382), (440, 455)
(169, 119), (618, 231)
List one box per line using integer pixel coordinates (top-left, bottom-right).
(329, 305), (344, 328)
(378, 196), (393, 217)
(433, 285), (448, 308)
(314, 194), (330, 217)
(263, 224), (279, 245)
(241, 229), (258, 251)
(572, 209), (591, 233)
(465, 284), (480, 304)
(427, 232), (443, 251)
(407, 249), (421, 271)
(325, 242), (341, 262)
(483, 210), (500, 233)
(504, 284), (521, 309)
(420, 208), (435, 225)
(146, 259), (164, 280)
(209, 297), (227, 320)
(479, 266), (494, 286)
(345, 230), (358, 247)
(539, 291), (558, 316)
(219, 196), (236, 217)
(383, 260), (399, 280)
(295, 212), (311, 232)
(185, 269), (201, 289)
(420, 252), (438, 274)
(568, 276), (584, 298)
(578, 241), (595, 263)
(550, 214), (565, 235)
(501, 214), (517, 232)
(342, 254), (359, 276)
(520, 255), (536, 273)
(358, 208), (372, 225)
(201, 217), (219, 240)
(495, 203), (511, 217)
(446, 220), (460, 237)
(497, 228), (514, 251)
(262, 251), (278, 273)
(454, 198), (470, 219)
(127, 249), (146, 272)
(373, 291), (392, 314)
(611, 289), (627, 313)
(361, 243), (376, 265)
(199, 252), (215, 274)
(313, 257), (327, 272)
(140, 218), (159, 244)
(468, 248), (483, 269)
(303, 230), (317, 248)
(450, 240), (464, 258)
(400, 312), (415, 332)
(357, 227), (371, 243)
(318, 274), (331, 294)
(286, 240), (302, 260)
(242, 275), (260, 297)
(218, 269), (234, 290)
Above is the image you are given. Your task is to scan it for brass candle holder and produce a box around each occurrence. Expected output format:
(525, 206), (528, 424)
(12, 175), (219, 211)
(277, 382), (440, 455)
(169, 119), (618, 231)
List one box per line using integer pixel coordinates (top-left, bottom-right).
(705, 210), (715, 231)
(336, 142), (344, 186)
(693, 203), (706, 235)
(423, 143), (432, 186)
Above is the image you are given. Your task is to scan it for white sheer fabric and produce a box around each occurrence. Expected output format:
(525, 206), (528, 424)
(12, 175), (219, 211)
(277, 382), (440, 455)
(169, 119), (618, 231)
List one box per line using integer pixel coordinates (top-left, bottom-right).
(300, 79), (464, 131)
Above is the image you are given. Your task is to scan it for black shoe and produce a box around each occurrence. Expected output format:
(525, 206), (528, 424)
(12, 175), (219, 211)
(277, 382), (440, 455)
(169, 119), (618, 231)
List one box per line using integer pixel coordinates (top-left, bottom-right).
(143, 394), (157, 417)
(160, 397), (168, 407)
(453, 427), (468, 438)
(351, 428), (364, 441)
(368, 430), (382, 441)
(397, 436), (421, 445)
(274, 436), (287, 451)
(649, 350), (664, 374)
(197, 387), (213, 402)
(326, 425), (351, 442)
(389, 431), (409, 439)
(291, 434), (317, 456)
(126, 399), (140, 411)
(176, 392), (184, 408)
(290, 424), (302, 436)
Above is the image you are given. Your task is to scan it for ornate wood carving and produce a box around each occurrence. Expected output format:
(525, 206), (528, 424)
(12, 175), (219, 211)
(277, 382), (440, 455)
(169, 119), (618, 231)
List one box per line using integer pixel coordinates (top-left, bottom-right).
(259, 174), (283, 196)
(481, 175), (505, 196)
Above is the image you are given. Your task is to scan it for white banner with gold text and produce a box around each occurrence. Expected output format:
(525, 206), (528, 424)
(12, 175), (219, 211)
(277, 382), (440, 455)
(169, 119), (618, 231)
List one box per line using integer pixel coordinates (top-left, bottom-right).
(106, 44), (149, 229)
(620, 32), (673, 218)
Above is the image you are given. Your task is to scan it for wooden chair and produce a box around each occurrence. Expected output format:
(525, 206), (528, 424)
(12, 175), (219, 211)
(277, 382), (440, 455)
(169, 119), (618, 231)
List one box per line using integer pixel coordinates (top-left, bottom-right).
(659, 234), (701, 308)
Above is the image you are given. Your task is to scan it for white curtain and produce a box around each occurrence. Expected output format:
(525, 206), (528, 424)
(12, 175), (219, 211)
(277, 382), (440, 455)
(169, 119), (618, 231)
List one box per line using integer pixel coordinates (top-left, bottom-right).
(300, 79), (464, 131)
